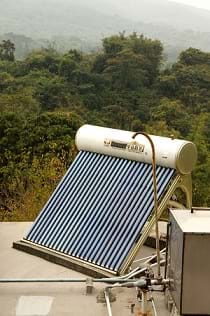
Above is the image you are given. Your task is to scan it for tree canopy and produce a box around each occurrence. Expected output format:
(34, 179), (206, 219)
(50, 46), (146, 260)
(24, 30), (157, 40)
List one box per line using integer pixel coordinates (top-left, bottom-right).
(0, 36), (210, 220)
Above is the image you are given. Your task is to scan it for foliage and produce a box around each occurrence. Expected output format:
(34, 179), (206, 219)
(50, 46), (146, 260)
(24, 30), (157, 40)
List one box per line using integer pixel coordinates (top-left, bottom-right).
(0, 40), (15, 61)
(2, 0), (210, 63)
(0, 35), (210, 220)
(94, 33), (163, 90)
(0, 110), (82, 220)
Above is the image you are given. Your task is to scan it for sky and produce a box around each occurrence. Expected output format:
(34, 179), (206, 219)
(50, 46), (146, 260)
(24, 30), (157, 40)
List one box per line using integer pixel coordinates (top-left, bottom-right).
(170, 0), (210, 10)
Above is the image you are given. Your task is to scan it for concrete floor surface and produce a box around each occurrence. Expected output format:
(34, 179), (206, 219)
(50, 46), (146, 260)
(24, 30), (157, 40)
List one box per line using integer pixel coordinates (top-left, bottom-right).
(0, 222), (170, 316)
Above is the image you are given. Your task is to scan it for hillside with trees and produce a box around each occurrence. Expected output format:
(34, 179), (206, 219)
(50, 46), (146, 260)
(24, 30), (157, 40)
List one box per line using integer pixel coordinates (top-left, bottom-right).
(0, 34), (210, 220)
(1, 0), (210, 62)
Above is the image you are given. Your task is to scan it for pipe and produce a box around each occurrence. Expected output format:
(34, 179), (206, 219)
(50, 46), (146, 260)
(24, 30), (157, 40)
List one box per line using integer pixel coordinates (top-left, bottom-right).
(0, 278), (87, 283)
(107, 277), (169, 289)
(133, 247), (166, 264)
(124, 259), (165, 280)
(0, 277), (141, 284)
(132, 131), (161, 277)
(116, 266), (141, 280)
(149, 291), (158, 316)
(144, 248), (166, 265)
(109, 279), (147, 289)
(104, 289), (113, 316)
(133, 255), (155, 263)
(167, 200), (185, 209)
(123, 267), (148, 279)
(164, 223), (170, 280)
(141, 290), (148, 316)
(0, 263), (154, 285)
(133, 248), (165, 264)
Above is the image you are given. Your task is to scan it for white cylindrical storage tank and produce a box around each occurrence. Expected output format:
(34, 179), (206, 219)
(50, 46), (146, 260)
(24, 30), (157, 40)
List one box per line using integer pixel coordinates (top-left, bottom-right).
(75, 125), (197, 174)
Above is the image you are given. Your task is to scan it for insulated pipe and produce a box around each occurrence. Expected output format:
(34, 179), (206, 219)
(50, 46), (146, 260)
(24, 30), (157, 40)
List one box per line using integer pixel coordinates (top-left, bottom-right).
(108, 278), (169, 288)
(111, 279), (147, 288)
(132, 131), (161, 278)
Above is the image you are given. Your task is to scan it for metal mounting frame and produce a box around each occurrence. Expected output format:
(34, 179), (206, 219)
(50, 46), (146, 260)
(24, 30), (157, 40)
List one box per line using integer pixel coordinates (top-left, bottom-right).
(119, 173), (192, 275)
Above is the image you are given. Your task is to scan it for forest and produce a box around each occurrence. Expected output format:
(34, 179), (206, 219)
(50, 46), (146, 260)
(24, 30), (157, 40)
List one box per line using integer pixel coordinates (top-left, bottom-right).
(0, 33), (210, 221)
(2, 0), (210, 62)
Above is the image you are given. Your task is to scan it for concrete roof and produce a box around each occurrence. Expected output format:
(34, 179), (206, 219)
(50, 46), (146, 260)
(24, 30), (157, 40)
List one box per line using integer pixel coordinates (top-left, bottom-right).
(0, 222), (170, 316)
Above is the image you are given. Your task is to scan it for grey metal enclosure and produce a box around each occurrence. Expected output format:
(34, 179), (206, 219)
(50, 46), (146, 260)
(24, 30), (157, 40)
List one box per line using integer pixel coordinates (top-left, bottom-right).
(168, 209), (210, 315)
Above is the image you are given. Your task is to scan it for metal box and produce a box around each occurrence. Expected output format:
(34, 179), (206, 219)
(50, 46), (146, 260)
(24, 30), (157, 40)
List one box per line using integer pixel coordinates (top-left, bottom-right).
(168, 209), (210, 315)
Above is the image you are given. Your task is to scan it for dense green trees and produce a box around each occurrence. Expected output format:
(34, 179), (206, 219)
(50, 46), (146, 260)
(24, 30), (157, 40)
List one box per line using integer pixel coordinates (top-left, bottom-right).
(93, 33), (163, 90)
(0, 37), (210, 220)
(0, 40), (15, 61)
(0, 110), (82, 220)
(157, 48), (210, 206)
(158, 48), (210, 112)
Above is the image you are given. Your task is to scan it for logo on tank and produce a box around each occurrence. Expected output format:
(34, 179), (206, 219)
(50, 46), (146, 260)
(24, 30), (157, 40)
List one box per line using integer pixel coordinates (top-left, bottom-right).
(104, 139), (145, 153)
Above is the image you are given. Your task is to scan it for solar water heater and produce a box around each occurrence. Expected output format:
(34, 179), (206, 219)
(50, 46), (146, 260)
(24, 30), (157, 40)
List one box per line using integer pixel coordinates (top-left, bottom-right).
(14, 125), (197, 277)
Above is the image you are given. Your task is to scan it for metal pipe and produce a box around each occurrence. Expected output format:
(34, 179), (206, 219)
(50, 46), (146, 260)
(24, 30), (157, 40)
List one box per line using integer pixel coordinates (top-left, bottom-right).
(0, 277), (141, 284)
(141, 290), (148, 316)
(0, 265), (146, 285)
(133, 248), (165, 264)
(108, 277), (169, 289)
(132, 131), (161, 277)
(164, 223), (170, 280)
(144, 248), (166, 265)
(126, 259), (165, 279)
(104, 289), (113, 316)
(133, 255), (154, 263)
(124, 267), (147, 279)
(116, 266), (141, 279)
(149, 291), (158, 316)
(0, 278), (87, 283)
